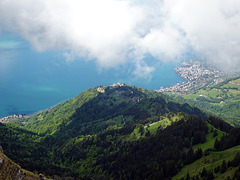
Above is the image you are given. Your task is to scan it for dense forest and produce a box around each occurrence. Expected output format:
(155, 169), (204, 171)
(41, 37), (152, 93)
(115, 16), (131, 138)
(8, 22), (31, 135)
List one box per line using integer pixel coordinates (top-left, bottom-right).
(0, 85), (240, 179)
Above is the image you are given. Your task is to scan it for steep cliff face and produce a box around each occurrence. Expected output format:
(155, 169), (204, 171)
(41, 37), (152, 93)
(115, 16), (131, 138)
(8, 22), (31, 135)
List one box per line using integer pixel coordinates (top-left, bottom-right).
(0, 146), (41, 180)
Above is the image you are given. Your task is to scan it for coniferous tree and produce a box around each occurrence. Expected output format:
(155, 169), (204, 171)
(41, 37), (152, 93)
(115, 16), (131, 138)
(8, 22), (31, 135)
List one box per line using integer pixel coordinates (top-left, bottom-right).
(214, 166), (220, 173)
(231, 152), (240, 167)
(186, 172), (190, 180)
(195, 175), (200, 180)
(201, 167), (207, 177)
(233, 167), (240, 180)
(220, 160), (227, 173)
(194, 148), (202, 159)
(213, 129), (218, 137)
(207, 171), (214, 180)
(186, 146), (194, 164)
(214, 139), (220, 150)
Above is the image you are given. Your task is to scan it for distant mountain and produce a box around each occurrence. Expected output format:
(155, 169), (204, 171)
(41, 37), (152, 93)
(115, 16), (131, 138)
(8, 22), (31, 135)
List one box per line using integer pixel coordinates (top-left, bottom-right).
(0, 84), (239, 179)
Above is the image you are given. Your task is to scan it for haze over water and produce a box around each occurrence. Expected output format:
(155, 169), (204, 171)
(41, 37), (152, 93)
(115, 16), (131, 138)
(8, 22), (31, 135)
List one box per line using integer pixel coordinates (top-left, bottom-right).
(0, 33), (184, 117)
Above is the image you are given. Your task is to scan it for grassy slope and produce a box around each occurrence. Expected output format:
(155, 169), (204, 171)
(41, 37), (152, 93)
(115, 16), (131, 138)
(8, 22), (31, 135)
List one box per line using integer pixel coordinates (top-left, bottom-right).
(172, 122), (236, 180)
(172, 122), (224, 179)
(125, 116), (180, 141)
(167, 77), (240, 126)
(182, 79), (240, 104)
(192, 122), (224, 152)
(172, 145), (240, 180)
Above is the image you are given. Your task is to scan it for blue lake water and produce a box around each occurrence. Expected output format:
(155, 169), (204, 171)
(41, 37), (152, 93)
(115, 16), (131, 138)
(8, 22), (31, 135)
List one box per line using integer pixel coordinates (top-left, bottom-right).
(0, 33), (185, 117)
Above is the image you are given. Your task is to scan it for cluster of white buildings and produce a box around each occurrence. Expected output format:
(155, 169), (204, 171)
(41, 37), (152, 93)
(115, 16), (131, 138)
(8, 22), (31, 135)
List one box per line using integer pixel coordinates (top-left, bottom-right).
(97, 87), (105, 93)
(158, 60), (228, 94)
(175, 61), (220, 81)
(110, 82), (125, 88)
(0, 114), (30, 123)
(96, 82), (126, 92)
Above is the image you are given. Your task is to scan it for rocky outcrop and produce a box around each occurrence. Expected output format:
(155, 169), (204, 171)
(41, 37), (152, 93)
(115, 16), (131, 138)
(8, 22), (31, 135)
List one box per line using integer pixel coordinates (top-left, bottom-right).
(0, 156), (3, 168)
(0, 146), (41, 180)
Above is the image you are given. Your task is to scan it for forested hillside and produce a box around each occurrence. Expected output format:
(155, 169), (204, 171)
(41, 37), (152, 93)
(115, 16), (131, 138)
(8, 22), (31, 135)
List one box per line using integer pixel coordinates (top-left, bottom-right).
(16, 85), (206, 136)
(0, 85), (239, 179)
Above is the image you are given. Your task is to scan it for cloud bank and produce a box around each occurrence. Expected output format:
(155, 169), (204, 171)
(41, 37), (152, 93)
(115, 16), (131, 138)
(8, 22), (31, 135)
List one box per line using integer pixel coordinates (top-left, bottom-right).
(0, 0), (240, 76)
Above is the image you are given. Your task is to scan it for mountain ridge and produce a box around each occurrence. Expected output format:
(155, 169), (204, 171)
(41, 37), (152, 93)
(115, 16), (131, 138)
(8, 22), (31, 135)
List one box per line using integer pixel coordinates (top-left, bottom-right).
(0, 84), (239, 179)
(21, 85), (207, 135)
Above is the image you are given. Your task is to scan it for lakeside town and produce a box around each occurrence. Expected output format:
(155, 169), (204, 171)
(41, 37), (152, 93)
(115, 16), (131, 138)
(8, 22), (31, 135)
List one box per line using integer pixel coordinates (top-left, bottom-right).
(0, 114), (30, 123)
(157, 60), (235, 94)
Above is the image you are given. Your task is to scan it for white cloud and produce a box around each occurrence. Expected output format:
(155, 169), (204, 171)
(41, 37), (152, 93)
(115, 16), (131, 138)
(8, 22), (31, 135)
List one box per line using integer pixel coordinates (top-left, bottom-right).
(139, 26), (187, 62)
(167, 0), (240, 71)
(0, 0), (240, 76)
(132, 61), (155, 80)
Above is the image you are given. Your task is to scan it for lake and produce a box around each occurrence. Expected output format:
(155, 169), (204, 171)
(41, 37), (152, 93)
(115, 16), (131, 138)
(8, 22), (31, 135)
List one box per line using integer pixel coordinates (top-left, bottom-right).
(0, 33), (185, 117)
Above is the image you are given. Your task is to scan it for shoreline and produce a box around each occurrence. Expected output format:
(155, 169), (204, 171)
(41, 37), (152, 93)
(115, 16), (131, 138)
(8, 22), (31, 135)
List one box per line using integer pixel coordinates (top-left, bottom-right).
(0, 114), (30, 123)
(157, 59), (237, 94)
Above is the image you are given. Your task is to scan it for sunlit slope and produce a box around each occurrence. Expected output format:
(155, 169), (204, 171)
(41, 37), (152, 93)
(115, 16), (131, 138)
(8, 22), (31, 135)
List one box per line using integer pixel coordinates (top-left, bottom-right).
(17, 85), (207, 137)
(167, 77), (240, 126)
(173, 145), (240, 180)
